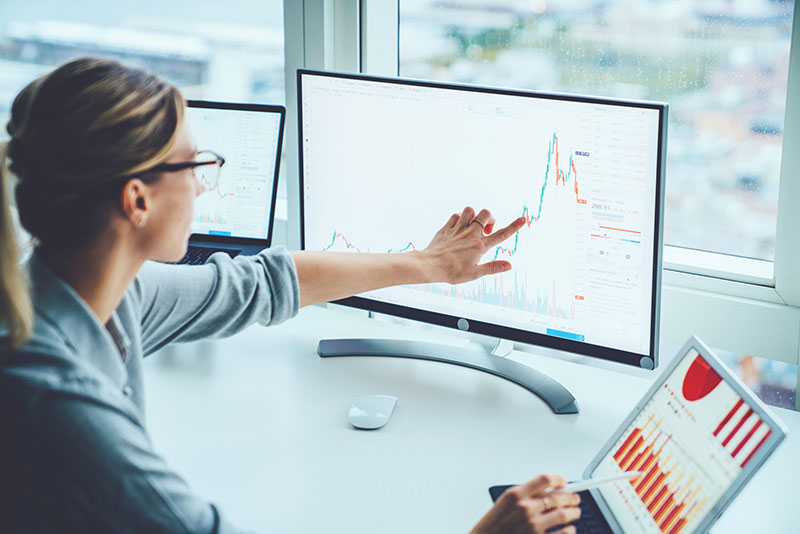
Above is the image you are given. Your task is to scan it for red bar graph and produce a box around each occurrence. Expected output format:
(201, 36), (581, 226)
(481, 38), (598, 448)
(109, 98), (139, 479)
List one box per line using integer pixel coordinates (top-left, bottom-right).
(603, 353), (776, 534)
(741, 429), (772, 468)
(613, 416), (708, 534)
(722, 408), (753, 447)
(713, 398), (743, 436)
(713, 398), (771, 467)
(731, 420), (762, 458)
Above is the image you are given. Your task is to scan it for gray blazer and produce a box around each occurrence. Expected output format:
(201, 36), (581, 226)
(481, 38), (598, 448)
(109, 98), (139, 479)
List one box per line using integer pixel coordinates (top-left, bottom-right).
(0, 249), (300, 533)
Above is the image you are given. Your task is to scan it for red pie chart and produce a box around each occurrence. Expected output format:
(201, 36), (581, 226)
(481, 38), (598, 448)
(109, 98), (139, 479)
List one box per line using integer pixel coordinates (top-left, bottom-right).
(682, 355), (722, 401)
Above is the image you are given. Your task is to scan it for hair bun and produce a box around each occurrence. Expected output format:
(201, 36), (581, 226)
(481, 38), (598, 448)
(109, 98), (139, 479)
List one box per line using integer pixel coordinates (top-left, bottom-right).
(5, 137), (30, 180)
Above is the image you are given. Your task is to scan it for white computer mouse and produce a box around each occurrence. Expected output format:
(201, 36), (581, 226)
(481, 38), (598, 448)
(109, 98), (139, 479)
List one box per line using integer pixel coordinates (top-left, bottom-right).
(348, 394), (398, 430)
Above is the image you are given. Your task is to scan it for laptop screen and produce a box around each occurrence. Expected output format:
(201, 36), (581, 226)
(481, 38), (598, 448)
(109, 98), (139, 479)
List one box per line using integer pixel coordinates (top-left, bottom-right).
(186, 104), (283, 240)
(591, 347), (775, 534)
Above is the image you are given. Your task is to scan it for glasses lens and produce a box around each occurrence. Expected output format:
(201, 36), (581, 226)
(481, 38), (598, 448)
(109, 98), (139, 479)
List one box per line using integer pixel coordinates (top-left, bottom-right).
(195, 152), (220, 190)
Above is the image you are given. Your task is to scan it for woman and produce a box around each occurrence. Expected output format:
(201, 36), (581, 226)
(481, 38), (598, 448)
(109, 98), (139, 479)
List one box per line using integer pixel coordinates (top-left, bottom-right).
(0, 58), (581, 533)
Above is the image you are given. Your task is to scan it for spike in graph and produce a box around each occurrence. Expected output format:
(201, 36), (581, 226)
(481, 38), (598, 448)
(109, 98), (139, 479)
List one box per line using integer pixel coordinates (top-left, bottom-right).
(493, 132), (586, 261)
(320, 132), (586, 319)
(198, 172), (233, 200)
(323, 131), (586, 267)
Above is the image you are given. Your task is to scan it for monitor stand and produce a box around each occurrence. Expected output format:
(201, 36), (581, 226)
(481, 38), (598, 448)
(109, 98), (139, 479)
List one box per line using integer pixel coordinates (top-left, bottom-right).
(317, 338), (580, 414)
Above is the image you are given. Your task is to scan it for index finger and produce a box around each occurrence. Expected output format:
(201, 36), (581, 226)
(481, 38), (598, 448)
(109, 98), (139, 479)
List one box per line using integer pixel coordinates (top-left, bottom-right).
(485, 216), (526, 248)
(519, 473), (568, 496)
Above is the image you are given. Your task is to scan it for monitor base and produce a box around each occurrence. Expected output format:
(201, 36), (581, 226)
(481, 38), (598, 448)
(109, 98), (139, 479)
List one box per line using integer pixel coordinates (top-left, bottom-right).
(317, 338), (579, 415)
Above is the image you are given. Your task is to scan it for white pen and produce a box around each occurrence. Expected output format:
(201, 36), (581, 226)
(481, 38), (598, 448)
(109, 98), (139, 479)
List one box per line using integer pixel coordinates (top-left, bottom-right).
(550, 471), (644, 493)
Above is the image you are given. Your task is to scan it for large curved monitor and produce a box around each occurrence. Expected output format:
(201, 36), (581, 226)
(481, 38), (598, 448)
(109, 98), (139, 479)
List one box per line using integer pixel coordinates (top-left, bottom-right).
(298, 69), (667, 371)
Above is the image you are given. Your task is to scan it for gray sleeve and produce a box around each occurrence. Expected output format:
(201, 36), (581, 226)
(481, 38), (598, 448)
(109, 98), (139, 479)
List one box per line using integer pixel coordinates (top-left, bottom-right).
(28, 381), (244, 534)
(135, 248), (300, 356)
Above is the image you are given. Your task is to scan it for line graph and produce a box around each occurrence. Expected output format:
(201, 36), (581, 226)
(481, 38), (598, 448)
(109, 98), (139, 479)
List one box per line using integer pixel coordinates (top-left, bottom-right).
(316, 129), (589, 340)
(322, 130), (586, 319)
(493, 132), (586, 260)
(198, 170), (233, 200)
(323, 231), (416, 254)
(318, 130), (587, 334)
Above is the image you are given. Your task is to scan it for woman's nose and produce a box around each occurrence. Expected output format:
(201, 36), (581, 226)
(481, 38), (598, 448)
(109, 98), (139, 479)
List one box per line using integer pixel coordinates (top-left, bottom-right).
(193, 173), (204, 198)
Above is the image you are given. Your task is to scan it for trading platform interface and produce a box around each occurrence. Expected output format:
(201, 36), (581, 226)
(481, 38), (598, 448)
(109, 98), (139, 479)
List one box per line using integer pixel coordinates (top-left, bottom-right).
(187, 106), (282, 240)
(592, 349), (773, 533)
(301, 74), (662, 357)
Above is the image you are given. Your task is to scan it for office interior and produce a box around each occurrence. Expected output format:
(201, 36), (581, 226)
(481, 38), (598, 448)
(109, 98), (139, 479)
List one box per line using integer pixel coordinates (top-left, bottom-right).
(1, 1), (799, 533)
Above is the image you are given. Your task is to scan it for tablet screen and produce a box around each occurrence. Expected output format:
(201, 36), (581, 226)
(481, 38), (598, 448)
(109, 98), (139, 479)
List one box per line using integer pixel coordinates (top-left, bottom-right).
(590, 348), (775, 534)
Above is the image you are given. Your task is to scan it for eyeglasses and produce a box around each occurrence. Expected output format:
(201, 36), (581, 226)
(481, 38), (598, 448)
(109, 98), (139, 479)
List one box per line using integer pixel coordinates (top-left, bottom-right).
(144, 150), (226, 190)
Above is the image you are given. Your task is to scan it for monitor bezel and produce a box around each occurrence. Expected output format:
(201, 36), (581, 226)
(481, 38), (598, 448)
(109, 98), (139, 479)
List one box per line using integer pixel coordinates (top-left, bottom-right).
(297, 68), (667, 369)
(186, 99), (286, 247)
(583, 336), (787, 533)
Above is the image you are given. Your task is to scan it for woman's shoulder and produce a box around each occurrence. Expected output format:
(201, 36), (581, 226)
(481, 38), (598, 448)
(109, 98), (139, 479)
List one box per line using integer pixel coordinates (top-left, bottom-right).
(0, 344), (134, 429)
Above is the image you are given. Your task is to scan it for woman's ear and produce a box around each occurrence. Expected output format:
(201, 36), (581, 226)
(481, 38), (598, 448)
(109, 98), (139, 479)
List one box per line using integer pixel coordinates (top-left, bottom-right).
(120, 178), (150, 228)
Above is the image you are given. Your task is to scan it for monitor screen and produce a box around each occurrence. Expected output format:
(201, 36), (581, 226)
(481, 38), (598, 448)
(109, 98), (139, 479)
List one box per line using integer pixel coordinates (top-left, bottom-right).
(186, 102), (284, 241)
(590, 347), (776, 533)
(299, 70), (666, 367)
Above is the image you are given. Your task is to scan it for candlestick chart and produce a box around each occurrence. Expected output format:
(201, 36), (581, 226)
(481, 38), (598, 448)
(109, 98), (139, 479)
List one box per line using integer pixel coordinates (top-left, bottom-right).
(320, 131), (589, 331)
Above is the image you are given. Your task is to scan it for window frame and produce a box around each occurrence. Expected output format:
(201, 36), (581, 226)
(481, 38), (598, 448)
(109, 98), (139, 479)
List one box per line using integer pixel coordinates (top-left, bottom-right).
(283, 0), (800, 408)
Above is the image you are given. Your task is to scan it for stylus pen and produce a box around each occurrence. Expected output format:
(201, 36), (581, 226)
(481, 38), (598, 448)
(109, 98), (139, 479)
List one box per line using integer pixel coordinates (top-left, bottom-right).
(552, 471), (644, 493)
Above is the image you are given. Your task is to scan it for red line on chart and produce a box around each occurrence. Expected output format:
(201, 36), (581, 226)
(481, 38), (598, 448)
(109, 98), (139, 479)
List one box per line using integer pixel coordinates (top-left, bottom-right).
(599, 225), (642, 234)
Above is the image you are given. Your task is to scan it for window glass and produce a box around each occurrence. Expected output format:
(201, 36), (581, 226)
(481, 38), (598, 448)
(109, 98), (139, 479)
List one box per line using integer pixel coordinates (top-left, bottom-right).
(400, 0), (794, 261)
(715, 349), (798, 411)
(0, 1), (286, 199)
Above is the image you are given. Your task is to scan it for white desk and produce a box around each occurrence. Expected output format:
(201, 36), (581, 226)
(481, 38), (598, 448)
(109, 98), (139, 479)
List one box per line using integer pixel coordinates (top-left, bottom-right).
(144, 306), (800, 534)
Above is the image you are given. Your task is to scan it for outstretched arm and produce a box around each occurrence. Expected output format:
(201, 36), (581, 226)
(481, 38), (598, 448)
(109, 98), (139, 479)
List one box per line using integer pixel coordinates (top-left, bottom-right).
(291, 206), (526, 308)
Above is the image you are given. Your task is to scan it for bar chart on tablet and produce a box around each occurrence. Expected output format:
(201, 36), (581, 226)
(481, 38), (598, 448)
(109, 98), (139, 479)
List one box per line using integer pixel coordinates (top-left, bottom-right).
(593, 350), (772, 533)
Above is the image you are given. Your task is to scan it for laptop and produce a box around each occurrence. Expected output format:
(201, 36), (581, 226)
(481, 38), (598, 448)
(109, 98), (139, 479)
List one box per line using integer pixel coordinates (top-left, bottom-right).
(490, 336), (787, 534)
(177, 100), (285, 265)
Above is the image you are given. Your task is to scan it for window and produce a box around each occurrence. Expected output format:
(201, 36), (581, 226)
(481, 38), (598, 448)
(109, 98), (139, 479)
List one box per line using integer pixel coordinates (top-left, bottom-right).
(0, 1), (288, 227)
(281, 1), (800, 404)
(399, 0), (794, 262)
(0, 2), (285, 116)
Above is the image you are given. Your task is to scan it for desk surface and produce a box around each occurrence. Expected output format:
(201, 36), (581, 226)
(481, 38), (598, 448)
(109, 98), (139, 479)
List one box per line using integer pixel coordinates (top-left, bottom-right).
(143, 306), (800, 534)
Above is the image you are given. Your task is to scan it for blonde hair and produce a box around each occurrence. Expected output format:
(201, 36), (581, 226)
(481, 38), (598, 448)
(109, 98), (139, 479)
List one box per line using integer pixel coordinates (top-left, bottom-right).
(1, 57), (185, 350)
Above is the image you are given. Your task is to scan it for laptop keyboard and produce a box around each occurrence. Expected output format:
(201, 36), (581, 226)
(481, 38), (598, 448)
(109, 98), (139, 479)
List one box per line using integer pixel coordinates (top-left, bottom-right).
(176, 246), (241, 265)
